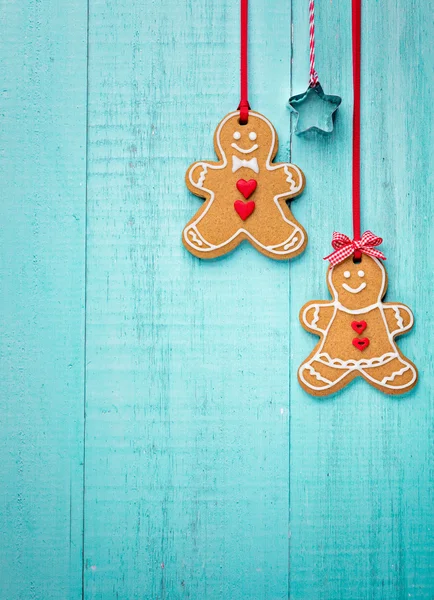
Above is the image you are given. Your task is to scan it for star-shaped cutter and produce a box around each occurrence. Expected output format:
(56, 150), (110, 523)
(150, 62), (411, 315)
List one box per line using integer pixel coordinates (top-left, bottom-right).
(288, 83), (342, 135)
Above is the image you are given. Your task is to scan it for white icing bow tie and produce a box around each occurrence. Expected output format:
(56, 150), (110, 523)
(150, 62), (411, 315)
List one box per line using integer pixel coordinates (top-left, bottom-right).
(232, 155), (259, 174)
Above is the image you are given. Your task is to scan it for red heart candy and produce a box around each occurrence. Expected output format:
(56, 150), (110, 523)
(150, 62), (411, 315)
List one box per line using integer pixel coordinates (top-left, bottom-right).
(351, 320), (367, 334)
(352, 337), (370, 351)
(234, 200), (255, 220)
(236, 179), (257, 199)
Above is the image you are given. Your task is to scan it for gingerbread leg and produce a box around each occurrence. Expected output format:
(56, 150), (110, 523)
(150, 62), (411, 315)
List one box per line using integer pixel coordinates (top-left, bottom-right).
(361, 357), (417, 394)
(298, 358), (353, 396)
(247, 205), (306, 258)
(183, 201), (244, 258)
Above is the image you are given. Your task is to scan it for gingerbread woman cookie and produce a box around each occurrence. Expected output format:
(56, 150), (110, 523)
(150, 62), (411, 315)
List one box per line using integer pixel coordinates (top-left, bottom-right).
(183, 110), (307, 259)
(299, 240), (417, 396)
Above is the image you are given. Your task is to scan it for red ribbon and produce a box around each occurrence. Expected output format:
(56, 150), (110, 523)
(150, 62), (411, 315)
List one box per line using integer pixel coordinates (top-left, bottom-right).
(352, 0), (362, 245)
(324, 231), (386, 265)
(238, 0), (250, 124)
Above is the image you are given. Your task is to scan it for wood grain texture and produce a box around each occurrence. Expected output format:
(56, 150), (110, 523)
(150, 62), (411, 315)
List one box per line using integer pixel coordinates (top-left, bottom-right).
(1, 0), (433, 598)
(290, 0), (434, 598)
(0, 0), (87, 598)
(84, 1), (294, 598)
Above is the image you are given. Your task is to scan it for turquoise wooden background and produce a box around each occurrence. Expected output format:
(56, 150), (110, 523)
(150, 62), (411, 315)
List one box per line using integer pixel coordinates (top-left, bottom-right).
(1, 0), (433, 598)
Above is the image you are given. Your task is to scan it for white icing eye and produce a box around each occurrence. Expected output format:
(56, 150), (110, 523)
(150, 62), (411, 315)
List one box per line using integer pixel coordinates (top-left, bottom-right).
(358, 270), (365, 277)
(233, 131), (241, 140)
(344, 271), (351, 279)
(249, 131), (257, 141)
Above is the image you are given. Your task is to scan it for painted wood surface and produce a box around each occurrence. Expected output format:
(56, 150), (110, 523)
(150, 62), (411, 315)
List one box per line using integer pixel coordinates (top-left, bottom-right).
(0, 0), (87, 598)
(290, 2), (434, 597)
(1, 0), (433, 598)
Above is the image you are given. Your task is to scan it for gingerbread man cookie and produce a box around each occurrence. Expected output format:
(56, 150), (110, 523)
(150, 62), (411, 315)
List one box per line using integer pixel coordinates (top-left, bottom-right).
(183, 110), (307, 259)
(298, 252), (418, 396)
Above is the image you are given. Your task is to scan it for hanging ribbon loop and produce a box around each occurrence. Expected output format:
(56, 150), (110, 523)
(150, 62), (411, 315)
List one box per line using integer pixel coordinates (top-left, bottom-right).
(324, 231), (386, 265)
(238, 99), (250, 125)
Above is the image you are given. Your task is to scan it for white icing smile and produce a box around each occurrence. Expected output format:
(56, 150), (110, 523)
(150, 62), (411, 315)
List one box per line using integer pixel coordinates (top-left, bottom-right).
(231, 142), (259, 154)
(342, 282), (367, 294)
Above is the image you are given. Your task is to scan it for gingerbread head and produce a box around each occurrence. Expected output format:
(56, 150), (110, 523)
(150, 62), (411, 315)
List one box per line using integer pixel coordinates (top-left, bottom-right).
(328, 254), (387, 309)
(213, 111), (278, 168)
(183, 110), (307, 260)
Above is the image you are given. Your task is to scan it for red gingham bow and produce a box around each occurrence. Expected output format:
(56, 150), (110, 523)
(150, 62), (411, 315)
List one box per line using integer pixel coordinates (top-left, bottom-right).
(324, 231), (386, 265)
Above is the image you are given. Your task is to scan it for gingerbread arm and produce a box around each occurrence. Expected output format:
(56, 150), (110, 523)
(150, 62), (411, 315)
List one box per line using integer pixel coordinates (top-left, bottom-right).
(186, 161), (222, 195)
(300, 302), (335, 334)
(269, 163), (306, 200)
(383, 303), (414, 337)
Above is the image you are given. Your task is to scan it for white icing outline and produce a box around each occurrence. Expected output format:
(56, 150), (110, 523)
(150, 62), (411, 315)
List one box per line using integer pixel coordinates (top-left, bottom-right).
(299, 257), (417, 392)
(197, 165), (208, 188)
(302, 302), (332, 334)
(188, 228), (204, 247)
(395, 308), (404, 330)
(316, 351), (397, 369)
(231, 142), (259, 154)
(305, 365), (333, 386)
(232, 155), (259, 174)
(184, 111), (305, 256)
(381, 365), (410, 385)
(312, 306), (320, 329)
(187, 225), (212, 249)
(342, 282), (367, 294)
(385, 304), (413, 336)
(334, 302), (378, 314)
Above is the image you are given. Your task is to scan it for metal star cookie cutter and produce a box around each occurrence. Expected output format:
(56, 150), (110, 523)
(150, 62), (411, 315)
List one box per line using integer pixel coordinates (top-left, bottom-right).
(288, 83), (342, 136)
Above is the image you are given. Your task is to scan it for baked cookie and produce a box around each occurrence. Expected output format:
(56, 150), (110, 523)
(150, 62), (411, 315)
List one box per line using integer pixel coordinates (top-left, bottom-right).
(183, 110), (307, 260)
(298, 254), (418, 396)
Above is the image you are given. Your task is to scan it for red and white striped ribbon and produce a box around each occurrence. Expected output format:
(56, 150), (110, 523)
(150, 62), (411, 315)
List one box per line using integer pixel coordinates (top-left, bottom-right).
(309, 0), (319, 87)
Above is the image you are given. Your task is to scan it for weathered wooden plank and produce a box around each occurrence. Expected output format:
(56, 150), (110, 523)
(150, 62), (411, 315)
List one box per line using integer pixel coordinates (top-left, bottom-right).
(289, 0), (434, 598)
(0, 0), (87, 598)
(84, 0), (295, 598)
